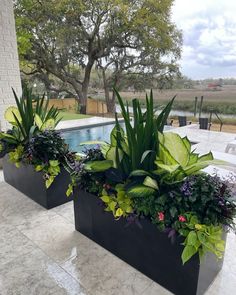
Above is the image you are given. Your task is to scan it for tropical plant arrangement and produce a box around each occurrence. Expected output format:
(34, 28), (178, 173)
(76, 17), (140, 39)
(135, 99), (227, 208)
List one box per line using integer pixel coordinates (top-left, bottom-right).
(0, 87), (75, 188)
(68, 90), (236, 265)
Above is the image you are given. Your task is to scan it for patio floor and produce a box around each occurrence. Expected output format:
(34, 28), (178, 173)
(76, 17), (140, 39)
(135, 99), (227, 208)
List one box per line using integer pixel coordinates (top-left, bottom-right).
(0, 180), (236, 295)
(169, 125), (236, 155)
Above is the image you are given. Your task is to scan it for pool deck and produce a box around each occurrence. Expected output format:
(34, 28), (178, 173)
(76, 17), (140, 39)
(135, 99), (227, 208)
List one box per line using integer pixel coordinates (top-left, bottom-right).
(56, 116), (124, 131)
(169, 125), (236, 155)
(167, 125), (236, 172)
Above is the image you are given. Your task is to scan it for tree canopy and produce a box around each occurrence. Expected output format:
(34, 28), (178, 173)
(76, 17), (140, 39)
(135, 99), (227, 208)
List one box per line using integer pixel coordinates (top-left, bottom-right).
(15, 0), (182, 113)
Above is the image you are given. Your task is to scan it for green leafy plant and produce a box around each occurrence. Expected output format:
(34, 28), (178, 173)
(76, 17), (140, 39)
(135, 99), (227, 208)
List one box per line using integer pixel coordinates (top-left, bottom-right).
(8, 145), (24, 168)
(106, 89), (176, 177)
(0, 86), (60, 150)
(35, 160), (61, 188)
(100, 184), (133, 218)
(155, 132), (222, 183)
(24, 130), (74, 188)
(179, 214), (225, 264)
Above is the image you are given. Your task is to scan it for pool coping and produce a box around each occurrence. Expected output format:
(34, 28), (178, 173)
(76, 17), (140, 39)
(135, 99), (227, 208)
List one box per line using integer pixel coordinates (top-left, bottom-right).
(56, 117), (125, 132)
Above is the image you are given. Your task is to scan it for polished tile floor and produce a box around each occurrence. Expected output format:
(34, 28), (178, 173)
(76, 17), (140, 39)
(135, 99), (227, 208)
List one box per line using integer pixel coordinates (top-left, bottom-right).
(0, 180), (236, 295)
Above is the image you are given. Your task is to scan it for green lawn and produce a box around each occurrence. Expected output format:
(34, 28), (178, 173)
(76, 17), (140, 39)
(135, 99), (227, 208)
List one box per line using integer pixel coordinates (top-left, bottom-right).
(59, 111), (91, 121)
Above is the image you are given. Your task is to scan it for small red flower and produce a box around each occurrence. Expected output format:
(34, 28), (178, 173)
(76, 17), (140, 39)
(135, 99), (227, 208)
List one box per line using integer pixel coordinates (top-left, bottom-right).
(103, 183), (111, 190)
(157, 212), (165, 221)
(178, 215), (186, 222)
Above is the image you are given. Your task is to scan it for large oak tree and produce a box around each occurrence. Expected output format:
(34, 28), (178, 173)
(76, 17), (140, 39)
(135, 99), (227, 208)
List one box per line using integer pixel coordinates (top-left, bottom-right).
(15, 0), (182, 113)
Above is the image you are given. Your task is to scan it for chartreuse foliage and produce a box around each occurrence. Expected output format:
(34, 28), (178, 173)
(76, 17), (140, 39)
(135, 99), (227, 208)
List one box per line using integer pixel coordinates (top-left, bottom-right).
(155, 132), (222, 183)
(100, 184), (133, 219)
(35, 160), (61, 188)
(8, 145), (24, 168)
(180, 214), (225, 264)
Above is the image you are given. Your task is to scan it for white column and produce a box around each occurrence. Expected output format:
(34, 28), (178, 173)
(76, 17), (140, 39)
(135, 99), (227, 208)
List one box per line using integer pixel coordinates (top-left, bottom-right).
(0, 0), (21, 131)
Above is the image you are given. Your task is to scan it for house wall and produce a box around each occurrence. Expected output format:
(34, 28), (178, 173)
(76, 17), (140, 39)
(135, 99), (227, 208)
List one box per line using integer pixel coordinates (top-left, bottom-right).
(0, 0), (21, 131)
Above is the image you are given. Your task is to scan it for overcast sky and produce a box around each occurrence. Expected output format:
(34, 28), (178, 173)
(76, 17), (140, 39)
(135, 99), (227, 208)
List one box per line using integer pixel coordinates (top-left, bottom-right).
(172, 0), (236, 79)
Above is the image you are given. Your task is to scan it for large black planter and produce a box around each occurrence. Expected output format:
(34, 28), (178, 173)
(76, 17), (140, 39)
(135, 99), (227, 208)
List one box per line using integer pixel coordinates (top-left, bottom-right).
(74, 190), (225, 295)
(2, 156), (72, 209)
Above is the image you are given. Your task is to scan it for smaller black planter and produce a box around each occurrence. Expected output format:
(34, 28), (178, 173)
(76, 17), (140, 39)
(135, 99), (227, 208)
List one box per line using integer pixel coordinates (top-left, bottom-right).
(2, 156), (72, 209)
(74, 190), (225, 295)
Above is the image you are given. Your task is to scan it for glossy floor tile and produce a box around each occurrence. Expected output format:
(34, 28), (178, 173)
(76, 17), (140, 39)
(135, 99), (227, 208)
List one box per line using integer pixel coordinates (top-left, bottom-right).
(0, 180), (236, 295)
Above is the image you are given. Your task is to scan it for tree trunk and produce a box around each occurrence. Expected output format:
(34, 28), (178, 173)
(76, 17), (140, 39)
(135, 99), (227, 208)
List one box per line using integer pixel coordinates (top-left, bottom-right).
(79, 90), (87, 114)
(102, 69), (116, 114)
(80, 60), (94, 114)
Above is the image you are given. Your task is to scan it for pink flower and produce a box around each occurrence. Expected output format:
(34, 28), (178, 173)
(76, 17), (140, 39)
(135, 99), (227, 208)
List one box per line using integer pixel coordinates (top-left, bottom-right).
(178, 215), (186, 222)
(157, 212), (165, 221)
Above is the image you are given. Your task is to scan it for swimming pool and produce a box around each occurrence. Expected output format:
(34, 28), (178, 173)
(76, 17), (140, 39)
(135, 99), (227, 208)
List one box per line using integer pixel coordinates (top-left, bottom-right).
(61, 123), (172, 153)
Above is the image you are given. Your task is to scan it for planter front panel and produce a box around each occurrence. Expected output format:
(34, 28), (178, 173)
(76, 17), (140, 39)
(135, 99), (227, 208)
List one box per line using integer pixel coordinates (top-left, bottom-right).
(3, 156), (72, 209)
(74, 190), (225, 295)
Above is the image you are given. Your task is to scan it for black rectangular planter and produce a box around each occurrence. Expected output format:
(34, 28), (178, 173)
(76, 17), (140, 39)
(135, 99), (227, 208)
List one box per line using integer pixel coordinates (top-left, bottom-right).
(2, 155), (72, 209)
(74, 190), (225, 295)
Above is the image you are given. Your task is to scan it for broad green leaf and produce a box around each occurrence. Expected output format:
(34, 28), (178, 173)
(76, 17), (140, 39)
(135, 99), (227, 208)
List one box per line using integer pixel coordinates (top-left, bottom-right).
(127, 185), (155, 198)
(182, 136), (191, 152)
(84, 160), (113, 172)
(41, 118), (55, 130)
(158, 143), (179, 165)
(215, 242), (225, 252)
(100, 195), (111, 203)
(110, 126), (125, 146)
(35, 165), (43, 172)
(0, 132), (17, 142)
(141, 150), (154, 164)
(143, 176), (159, 190)
(187, 231), (198, 246)
(66, 184), (73, 197)
(80, 141), (108, 146)
(34, 113), (43, 129)
(4, 106), (21, 123)
(155, 163), (180, 173)
(46, 176), (55, 188)
(108, 201), (117, 212)
(106, 146), (123, 167)
(188, 153), (198, 165)
(49, 160), (59, 167)
(129, 170), (151, 177)
(115, 208), (123, 217)
(183, 161), (215, 175)
(162, 133), (189, 166)
(181, 245), (198, 264)
(198, 152), (213, 162)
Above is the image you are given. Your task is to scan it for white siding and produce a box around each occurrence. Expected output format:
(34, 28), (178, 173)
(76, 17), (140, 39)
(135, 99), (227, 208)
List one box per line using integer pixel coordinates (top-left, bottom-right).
(0, 0), (21, 130)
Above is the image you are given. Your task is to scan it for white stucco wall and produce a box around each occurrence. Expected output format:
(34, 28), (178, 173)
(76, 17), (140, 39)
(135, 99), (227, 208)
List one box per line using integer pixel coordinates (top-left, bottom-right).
(0, 0), (21, 131)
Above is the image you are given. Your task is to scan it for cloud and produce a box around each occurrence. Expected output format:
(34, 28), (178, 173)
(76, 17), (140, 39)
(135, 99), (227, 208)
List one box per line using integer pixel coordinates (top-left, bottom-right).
(172, 0), (236, 78)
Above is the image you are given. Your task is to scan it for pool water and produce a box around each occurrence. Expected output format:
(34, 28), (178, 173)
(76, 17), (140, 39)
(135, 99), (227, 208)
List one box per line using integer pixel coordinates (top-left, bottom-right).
(61, 123), (125, 153)
(61, 123), (172, 153)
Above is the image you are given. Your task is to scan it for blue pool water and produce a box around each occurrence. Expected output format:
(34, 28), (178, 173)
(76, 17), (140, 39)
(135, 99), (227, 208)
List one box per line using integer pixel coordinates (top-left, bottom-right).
(61, 123), (125, 153)
(61, 123), (172, 153)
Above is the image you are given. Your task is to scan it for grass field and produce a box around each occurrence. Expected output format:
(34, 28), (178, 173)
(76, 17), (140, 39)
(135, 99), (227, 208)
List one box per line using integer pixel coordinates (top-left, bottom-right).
(59, 111), (91, 121)
(117, 86), (236, 115)
(118, 85), (236, 102)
